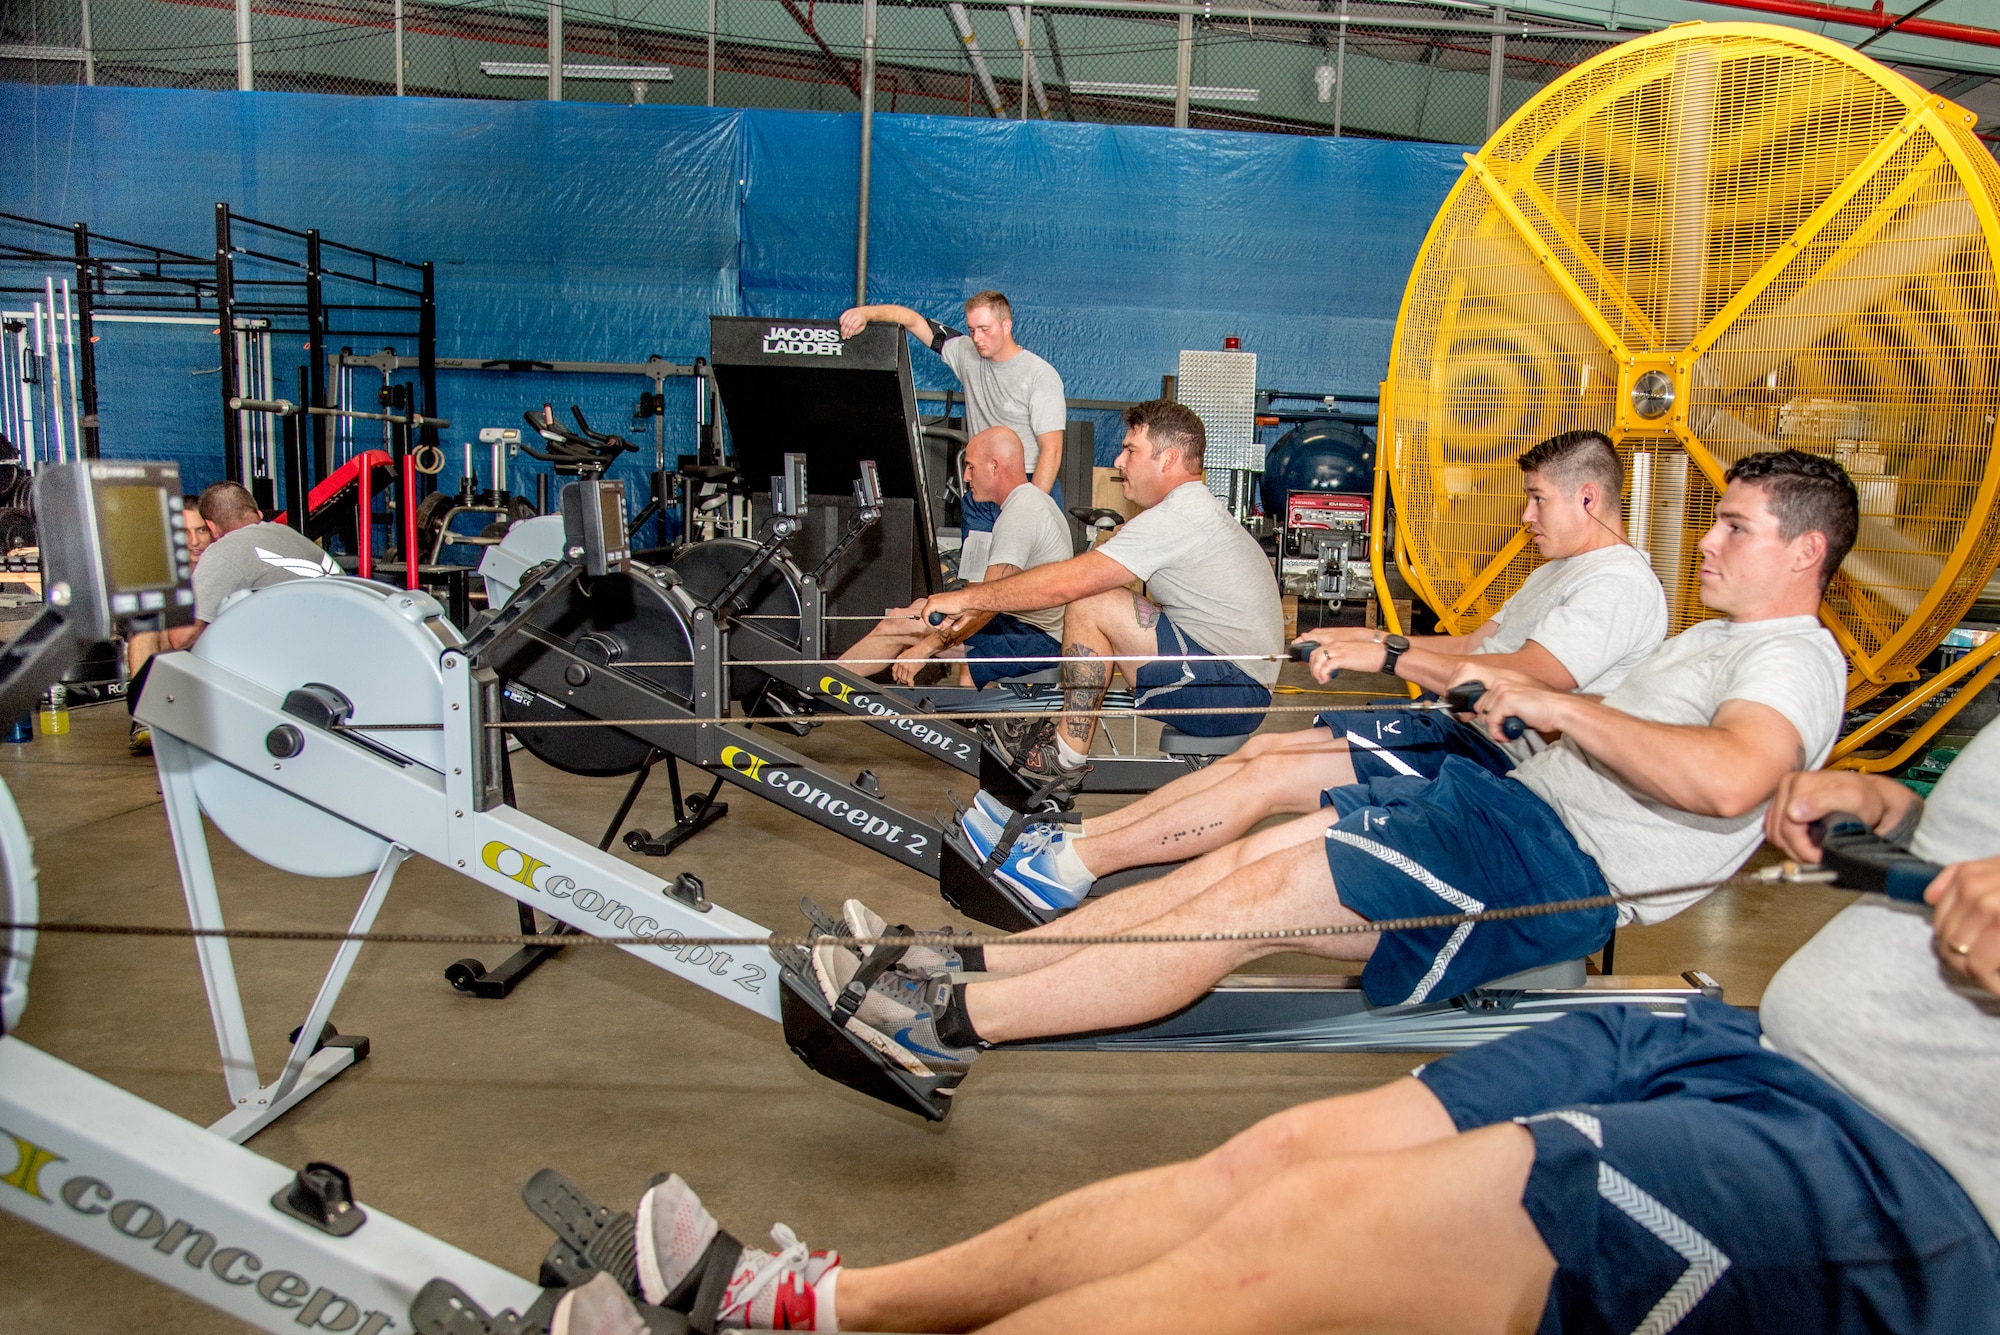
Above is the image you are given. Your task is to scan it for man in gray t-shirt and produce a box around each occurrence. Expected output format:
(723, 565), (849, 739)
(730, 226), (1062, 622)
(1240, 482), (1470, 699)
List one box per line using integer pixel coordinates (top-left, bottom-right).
(838, 427), (1071, 687)
(1763, 721), (2000, 1237)
(921, 400), (1282, 779)
(191, 482), (341, 624)
(839, 291), (1067, 553)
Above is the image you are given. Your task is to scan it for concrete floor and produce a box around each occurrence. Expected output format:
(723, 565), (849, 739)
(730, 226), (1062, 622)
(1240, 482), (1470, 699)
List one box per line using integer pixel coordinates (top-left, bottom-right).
(0, 673), (1854, 1332)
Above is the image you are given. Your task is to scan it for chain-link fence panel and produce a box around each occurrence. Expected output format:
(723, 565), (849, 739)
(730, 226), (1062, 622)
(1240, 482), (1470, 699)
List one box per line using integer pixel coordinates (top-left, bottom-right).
(8, 0), (1998, 160)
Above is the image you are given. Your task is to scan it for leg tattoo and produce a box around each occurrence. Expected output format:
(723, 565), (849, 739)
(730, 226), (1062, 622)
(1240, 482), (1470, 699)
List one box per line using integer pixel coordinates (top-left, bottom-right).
(1131, 594), (1161, 630)
(1062, 643), (1109, 747)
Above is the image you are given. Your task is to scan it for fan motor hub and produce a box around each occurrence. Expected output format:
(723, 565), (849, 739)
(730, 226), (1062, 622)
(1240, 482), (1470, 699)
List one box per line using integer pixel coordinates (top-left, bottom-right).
(1617, 356), (1689, 432)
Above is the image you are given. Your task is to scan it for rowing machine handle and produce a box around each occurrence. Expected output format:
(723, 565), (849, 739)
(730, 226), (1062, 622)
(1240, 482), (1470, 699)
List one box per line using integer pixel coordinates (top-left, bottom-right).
(1288, 639), (1339, 679)
(1807, 813), (1940, 904)
(929, 611), (947, 626)
(1446, 682), (1526, 740)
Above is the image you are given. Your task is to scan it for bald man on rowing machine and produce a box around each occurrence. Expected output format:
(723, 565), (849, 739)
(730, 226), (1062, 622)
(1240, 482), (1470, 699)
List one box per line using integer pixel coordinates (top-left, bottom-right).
(839, 426), (1072, 688)
(919, 400), (1286, 777)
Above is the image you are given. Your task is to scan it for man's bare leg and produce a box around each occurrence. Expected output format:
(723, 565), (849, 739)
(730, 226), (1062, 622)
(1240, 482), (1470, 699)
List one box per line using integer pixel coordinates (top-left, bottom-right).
(1052, 590), (1168, 758)
(835, 1077), (1463, 1333)
(981, 810), (1339, 974)
(1076, 728), (1339, 840)
(1068, 744), (1358, 877)
(981, 1125), (1551, 1335)
(967, 839), (1371, 1042)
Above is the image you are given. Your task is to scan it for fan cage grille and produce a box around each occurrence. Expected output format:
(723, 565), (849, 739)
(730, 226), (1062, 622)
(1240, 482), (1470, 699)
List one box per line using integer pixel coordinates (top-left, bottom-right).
(1384, 24), (2000, 706)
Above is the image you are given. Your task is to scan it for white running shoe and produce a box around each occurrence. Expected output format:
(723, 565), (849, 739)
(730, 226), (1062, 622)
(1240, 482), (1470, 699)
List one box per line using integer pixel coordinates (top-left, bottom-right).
(712, 1224), (841, 1330)
(635, 1174), (721, 1307)
(550, 1272), (652, 1335)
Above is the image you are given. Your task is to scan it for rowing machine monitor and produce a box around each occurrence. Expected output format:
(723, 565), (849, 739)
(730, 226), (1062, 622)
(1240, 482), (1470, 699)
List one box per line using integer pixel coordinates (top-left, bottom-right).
(854, 459), (882, 518)
(3, 462), (194, 724)
(35, 460), (193, 642)
(808, 462), (886, 585)
(772, 452), (807, 524)
(561, 479), (630, 577)
(1808, 813), (1941, 904)
(1446, 681), (1526, 741)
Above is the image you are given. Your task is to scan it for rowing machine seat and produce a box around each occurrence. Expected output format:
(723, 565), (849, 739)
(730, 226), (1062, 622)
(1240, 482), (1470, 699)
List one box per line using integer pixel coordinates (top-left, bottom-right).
(1158, 727), (1252, 758)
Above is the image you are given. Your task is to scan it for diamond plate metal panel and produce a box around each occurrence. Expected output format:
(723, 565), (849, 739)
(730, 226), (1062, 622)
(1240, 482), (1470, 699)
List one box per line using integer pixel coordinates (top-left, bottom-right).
(1177, 349), (1258, 500)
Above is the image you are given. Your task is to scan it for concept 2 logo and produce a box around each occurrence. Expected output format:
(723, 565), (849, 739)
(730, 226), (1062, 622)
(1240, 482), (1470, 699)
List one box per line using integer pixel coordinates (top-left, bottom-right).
(762, 326), (843, 356)
(0, 1127), (398, 1331)
(716, 742), (931, 858)
(479, 842), (767, 994)
(813, 677), (975, 761)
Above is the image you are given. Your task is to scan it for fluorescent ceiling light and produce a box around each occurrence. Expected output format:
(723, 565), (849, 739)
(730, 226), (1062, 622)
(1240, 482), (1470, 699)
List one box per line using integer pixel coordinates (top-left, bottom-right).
(481, 62), (676, 81)
(1067, 80), (1258, 102)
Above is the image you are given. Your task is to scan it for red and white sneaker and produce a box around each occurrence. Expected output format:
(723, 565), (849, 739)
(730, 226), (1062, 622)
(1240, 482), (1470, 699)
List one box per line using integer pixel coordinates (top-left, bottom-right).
(714, 1224), (841, 1330)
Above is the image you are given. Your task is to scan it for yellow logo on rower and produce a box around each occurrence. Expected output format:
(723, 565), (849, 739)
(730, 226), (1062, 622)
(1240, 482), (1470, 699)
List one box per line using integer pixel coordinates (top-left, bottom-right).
(817, 677), (856, 704)
(482, 841), (549, 889)
(0, 1128), (65, 1202)
(719, 745), (771, 781)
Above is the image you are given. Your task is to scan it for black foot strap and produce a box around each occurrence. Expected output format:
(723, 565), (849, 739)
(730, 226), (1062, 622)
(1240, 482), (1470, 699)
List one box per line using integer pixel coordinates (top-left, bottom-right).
(831, 942), (912, 1028)
(979, 772), (1084, 878)
(664, 1229), (745, 1335)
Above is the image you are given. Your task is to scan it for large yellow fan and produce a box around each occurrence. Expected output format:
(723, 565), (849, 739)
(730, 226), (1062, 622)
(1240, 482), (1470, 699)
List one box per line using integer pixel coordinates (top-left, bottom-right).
(1376, 21), (2000, 767)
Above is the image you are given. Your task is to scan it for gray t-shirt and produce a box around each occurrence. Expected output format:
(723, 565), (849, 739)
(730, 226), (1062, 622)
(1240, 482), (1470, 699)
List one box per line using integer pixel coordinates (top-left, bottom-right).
(193, 521), (341, 622)
(1760, 721), (2000, 1236)
(1477, 544), (1668, 760)
(1097, 481), (1284, 686)
(971, 483), (1074, 636)
(1512, 614), (1847, 923)
(939, 338), (1066, 473)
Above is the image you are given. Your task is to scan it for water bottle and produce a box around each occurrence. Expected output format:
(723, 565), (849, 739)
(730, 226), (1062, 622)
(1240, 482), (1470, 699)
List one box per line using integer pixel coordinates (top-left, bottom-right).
(36, 683), (69, 737)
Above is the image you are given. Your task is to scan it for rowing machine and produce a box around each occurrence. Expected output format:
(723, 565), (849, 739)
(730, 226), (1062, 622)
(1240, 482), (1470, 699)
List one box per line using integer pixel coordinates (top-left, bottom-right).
(467, 470), (956, 879)
(0, 460), (547, 1332)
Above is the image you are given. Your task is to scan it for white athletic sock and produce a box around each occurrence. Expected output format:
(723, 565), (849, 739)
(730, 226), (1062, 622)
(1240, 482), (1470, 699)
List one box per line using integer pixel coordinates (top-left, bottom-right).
(1055, 735), (1089, 770)
(818, 1266), (840, 1333)
(1046, 834), (1094, 891)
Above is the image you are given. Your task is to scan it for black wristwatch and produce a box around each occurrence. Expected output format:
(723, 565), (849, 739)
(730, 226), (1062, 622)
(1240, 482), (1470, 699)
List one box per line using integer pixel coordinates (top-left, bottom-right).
(1379, 634), (1411, 677)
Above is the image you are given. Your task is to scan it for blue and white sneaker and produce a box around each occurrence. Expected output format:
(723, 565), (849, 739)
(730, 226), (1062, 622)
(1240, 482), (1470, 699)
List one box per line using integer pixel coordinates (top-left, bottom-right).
(971, 789), (1013, 826)
(959, 803), (1009, 857)
(989, 826), (1090, 913)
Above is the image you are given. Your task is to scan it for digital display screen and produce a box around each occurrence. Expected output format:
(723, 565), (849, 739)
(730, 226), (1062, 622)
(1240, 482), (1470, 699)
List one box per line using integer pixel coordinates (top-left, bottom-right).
(95, 483), (176, 593)
(598, 486), (627, 554)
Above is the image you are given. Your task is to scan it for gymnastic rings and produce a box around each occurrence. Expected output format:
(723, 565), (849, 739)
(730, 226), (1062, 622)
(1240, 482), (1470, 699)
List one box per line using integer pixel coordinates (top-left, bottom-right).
(411, 444), (448, 476)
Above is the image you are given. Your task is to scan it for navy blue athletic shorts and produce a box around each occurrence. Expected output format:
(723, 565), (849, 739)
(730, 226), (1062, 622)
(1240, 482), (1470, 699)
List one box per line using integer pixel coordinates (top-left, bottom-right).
(1131, 611), (1272, 738)
(1418, 1000), (2000, 1335)
(963, 613), (1061, 687)
(1321, 757), (1614, 1003)
(1311, 707), (1514, 800)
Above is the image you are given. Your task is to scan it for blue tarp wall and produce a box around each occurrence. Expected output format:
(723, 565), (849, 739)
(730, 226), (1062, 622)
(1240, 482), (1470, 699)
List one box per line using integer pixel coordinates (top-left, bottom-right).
(2, 83), (1463, 502)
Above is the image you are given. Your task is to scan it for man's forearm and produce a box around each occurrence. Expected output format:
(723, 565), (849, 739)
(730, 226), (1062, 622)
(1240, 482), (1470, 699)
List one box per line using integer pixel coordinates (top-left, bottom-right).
(960, 552), (1129, 615)
(1543, 697), (1778, 818)
(1033, 433), (1063, 492)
